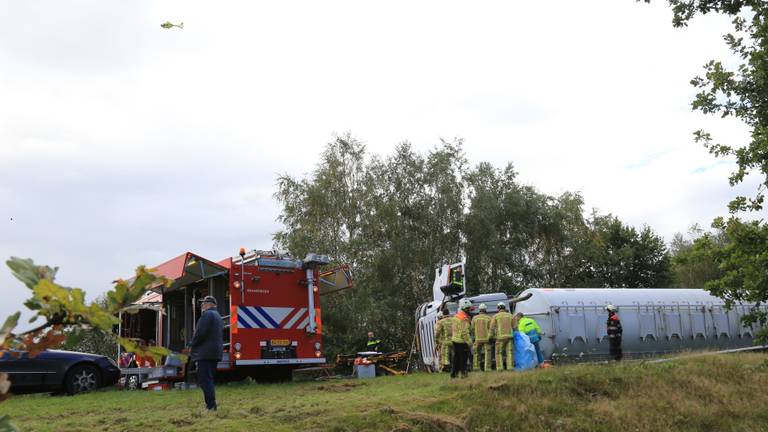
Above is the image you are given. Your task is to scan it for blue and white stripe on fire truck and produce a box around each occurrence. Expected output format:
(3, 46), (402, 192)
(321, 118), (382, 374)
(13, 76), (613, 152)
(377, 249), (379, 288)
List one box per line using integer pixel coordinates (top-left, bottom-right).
(237, 306), (311, 330)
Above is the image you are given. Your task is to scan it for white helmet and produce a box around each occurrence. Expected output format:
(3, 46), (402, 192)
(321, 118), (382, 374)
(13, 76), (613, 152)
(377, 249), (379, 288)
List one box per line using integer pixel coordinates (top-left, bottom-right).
(459, 298), (472, 310)
(497, 302), (506, 310)
(605, 304), (617, 312)
(478, 303), (487, 312)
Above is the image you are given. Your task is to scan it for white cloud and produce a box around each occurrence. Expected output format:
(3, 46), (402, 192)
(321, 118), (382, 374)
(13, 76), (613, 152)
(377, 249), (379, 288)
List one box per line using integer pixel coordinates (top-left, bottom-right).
(1, 0), (765, 324)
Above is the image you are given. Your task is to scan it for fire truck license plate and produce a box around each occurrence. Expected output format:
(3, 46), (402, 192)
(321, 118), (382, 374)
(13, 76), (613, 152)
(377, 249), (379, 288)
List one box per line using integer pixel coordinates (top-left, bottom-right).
(271, 339), (290, 346)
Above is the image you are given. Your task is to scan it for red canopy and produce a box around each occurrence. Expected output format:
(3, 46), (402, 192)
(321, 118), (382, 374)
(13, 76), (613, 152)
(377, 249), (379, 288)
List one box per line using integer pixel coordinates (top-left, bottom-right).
(149, 252), (228, 292)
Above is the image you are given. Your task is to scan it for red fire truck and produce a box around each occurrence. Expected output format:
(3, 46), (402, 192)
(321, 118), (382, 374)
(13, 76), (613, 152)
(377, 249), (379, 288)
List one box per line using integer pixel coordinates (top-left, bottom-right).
(118, 249), (352, 381)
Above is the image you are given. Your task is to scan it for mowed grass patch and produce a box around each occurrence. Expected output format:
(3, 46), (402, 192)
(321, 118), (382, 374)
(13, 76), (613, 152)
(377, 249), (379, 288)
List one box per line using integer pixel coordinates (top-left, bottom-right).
(3, 353), (768, 431)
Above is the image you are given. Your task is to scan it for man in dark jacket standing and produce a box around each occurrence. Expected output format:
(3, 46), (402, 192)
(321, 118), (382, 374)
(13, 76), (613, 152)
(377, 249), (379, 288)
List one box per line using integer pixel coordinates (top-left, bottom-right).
(605, 304), (623, 361)
(189, 295), (223, 410)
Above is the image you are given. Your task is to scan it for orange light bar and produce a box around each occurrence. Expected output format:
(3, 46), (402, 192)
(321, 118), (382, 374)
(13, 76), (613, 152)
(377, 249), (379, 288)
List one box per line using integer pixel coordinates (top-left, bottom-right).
(315, 308), (322, 335)
(231, 306), (238, 334)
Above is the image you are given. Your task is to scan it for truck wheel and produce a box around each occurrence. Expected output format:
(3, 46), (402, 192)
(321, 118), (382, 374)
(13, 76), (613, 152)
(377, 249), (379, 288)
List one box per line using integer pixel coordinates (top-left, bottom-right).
(65, 364), (101, 395)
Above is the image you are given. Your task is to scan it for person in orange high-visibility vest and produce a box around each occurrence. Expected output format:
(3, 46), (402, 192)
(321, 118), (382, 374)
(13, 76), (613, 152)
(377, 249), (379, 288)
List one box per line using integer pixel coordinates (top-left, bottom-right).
(450, 298), (473, 378)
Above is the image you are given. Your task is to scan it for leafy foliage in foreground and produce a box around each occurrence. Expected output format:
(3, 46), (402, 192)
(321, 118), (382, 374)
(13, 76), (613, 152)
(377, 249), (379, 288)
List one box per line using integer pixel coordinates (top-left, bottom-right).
(0, 258), (177, 430)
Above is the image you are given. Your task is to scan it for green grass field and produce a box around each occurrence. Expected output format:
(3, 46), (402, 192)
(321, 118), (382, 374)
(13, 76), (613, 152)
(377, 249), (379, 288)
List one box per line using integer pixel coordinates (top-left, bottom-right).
(3, 353), (768, 432)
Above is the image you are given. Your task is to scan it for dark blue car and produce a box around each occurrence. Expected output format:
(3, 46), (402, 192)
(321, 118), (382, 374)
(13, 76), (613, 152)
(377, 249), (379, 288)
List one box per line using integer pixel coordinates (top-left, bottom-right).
(0, 350), (120, 395)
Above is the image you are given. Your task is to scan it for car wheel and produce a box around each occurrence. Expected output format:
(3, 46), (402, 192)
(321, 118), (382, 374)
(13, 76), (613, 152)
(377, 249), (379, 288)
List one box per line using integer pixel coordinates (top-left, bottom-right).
(65, 364), (101, 395)
(126, 374), (140, 391)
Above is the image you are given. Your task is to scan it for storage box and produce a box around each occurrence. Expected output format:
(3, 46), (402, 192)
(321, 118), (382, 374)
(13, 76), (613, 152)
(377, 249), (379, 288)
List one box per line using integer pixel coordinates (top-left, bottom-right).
(355, 364), (375, 379)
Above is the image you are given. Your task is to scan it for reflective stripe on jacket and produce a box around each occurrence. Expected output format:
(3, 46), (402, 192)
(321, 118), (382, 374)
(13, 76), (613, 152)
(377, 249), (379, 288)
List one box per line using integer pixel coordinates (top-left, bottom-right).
(607, 313), (622, 337)
(435, 316), (454, 343)
(452, 269), (464, 287)
(366, 339), (382, 351)
(490, 311), (514, 340)
(518, 317), (542, 335)
(451, 311), (471, 344)
(472, 314), (492, 342)
(434, 317), (449, 343)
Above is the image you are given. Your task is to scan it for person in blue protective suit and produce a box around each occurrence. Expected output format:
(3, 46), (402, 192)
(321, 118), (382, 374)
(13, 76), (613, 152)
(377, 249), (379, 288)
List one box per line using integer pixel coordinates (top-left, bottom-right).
(516, 312), (544, 366)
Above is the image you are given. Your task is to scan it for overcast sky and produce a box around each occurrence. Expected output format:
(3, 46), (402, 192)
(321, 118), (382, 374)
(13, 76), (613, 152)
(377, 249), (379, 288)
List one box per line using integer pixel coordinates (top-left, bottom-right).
(1, 1), (764, 323)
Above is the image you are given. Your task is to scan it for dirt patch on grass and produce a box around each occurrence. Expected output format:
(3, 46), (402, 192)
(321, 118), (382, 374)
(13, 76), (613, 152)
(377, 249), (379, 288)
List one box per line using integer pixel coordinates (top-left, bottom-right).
(249, 405), (263, 415)
(315, 382), (365, 392)
(170, 417), (193, 427)
(486, 383), (509, 392)
(562, 375), (618, 400)
(111, 416), (129, 424)
(381, 407), (468, 432)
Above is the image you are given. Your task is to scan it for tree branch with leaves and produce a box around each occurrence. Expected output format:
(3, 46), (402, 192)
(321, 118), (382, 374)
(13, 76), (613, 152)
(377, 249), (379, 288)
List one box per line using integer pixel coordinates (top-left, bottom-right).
(0, 257), (179, 431)
(641, 0), (768, 340)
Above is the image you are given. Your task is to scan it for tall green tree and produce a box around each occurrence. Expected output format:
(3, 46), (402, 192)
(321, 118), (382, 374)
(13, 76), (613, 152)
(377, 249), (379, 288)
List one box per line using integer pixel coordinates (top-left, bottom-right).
(566, 214), (672, 288)
(463, 163), (591, 293)
(274, 134), (371, 358)
(274, 136), (466, 355)
(464, 162), (525, 293)
(670, 224), (728, 288)
(275, 136), (674, 353)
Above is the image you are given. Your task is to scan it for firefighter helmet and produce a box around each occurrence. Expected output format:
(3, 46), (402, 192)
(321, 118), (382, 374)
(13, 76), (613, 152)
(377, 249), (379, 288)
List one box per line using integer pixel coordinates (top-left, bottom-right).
(497, 302), (507, 310)
(605, 304), (617, 312)
(478, 303), (487, 312)
(459, 298), (472, 310)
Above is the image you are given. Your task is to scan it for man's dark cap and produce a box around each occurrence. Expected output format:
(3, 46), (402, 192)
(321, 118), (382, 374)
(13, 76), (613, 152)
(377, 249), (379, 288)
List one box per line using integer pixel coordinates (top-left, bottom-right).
(201, 295), (217, 305)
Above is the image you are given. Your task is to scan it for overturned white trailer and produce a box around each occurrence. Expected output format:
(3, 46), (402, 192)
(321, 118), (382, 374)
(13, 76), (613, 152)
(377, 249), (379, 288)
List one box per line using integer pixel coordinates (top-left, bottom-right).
(517, 288), (767, 361)
(415, 285), (767, 369)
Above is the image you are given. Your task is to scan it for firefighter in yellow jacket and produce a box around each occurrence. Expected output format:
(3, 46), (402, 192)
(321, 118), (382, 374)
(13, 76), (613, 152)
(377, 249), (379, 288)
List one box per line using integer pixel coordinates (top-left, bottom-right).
(471, 303), (492, 371)
(450, 298), (473, 378)
(433, 308), (453, 372)
(490, 302), (514, 370)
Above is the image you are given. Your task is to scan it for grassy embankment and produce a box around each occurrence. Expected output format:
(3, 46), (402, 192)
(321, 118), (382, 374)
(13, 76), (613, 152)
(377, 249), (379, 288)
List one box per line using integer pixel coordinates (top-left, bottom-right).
(3, 352), (768, 432)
